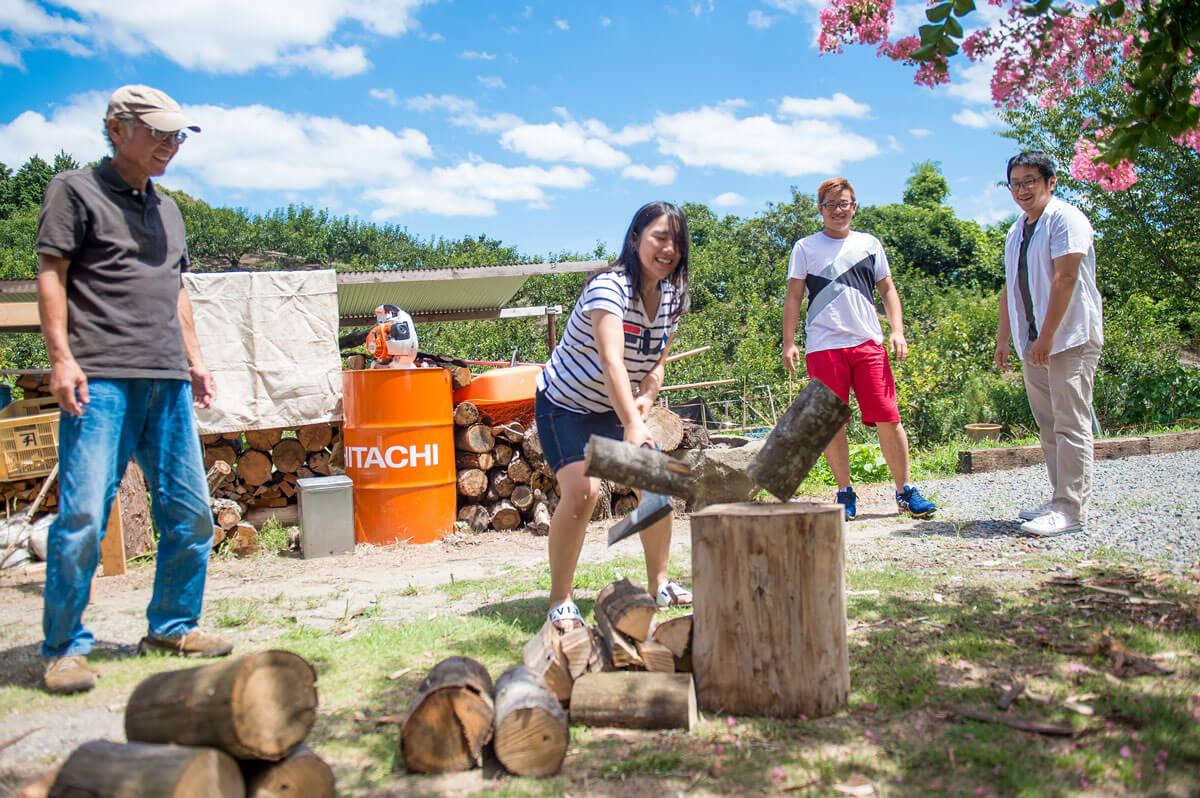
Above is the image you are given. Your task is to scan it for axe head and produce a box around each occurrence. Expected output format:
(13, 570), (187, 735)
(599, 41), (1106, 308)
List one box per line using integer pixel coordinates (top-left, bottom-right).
(607, 490), (672, 546)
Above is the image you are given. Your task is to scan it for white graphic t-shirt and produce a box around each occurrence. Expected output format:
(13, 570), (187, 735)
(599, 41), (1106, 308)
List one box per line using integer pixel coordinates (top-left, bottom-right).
(787, 230), (890, 354)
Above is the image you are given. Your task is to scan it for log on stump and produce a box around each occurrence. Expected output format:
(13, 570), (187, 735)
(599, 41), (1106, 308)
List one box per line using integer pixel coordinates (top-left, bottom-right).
(522, 621), (573, 703)
(237, 450), (273, 487)
(745, 379), (851, 501)
(125, 650), (318, 760)
(245, 429), (283, 452)
(691, 502), (848, 717)
(455, 450), (495, 472)
(453, 401), (480, 427)
(49, 740), (243, 798)
(569, 672), (697, 730)
(596, 579), (657, 642)
(270, 439), (306, 474)
(652, 615), (693, 672)
(456, 468), (487, 499)
(454, 424), (494, 454)
(241, 744), (334, 798)
(457, 505), (490, 533)
(297, 424), (333, 452)
(400, 656), (494, 774)
(645, 406), (684, 452)
(490, 500), (521, 531)
(492, 665), (569, 778)
(583, 435), (695, 498)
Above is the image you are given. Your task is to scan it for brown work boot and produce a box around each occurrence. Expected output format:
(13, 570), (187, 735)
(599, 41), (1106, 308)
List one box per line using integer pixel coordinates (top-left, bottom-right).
(138, 630), (234, 658)
(43, 655), (97, 694)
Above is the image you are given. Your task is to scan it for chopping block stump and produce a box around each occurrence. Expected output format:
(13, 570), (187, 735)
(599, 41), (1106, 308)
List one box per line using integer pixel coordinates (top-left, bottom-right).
(691, 501), (848, 718)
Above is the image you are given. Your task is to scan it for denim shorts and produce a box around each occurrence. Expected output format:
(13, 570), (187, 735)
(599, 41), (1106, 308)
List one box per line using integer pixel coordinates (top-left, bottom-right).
(534, 390), (623, 474)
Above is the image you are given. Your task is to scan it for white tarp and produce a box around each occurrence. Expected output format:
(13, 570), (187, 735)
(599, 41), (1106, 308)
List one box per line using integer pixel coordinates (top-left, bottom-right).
(184, 270), (343, 434)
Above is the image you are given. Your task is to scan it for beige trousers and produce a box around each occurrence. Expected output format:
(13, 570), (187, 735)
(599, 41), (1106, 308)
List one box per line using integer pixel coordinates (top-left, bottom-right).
(1021, 337), (1102, 521)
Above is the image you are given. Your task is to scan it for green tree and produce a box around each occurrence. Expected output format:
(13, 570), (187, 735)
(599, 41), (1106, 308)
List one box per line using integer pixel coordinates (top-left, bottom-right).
(902, 160), (950, 208)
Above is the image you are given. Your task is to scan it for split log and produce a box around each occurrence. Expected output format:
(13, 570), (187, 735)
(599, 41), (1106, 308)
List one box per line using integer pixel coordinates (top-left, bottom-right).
(645, 406), (684, 452)
(270, 439), (306, 474)
(308, 450), (332, 476)
(558, 626), (598, 680)
(125, 650), (318, 760)
(593, 598), (642, 670)
(451, 367), (473, 391)
(401, 656), (494, 774)
(489, 501), (521, 531)
(507, 455), (532, 485)
(212, 498), (243, 531)
(453, 402), (480, 428)
(522, 620), (573, 704)
(245, 429), (283, 452)
(236, 450), (273, 487)
(206, 460), (233, 493)
(488, 469), (515, 499)
(583, 436), (695, 498)
(492, 422), (525, 444)
(456, 469), (487, 499)
(454, 424), (494, 454)
(596, 578), (657, 642)
(455, 450), (495, 472)
(531, 502), (551, 536)
(457, 505), (490, 533)
(48, 740), (243, 798)
(297, 424), (333, 452)
(241, 744), (334, 798)
(651, 615), (692, 672)
(521, 427), (544, 465)
(492, 665), (569, 778)
(745, 379), (852, 501)
(691, 502), (848, 717)
(492, 443), (514, 467)
(569, 673), (698, 730)
(204, 445), (238, 471)
(637, 638), (676, 673)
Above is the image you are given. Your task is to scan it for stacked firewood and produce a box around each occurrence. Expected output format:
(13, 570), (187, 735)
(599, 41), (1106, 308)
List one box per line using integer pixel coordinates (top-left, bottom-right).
(0, 476), (57, 516)
(12, 373), (54, 399)
(19, 651), (334, 798)
(200, 423), (341, 518)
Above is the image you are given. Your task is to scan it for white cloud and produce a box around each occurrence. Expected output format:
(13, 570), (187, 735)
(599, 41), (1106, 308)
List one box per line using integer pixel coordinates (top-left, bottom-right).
(763, 0), (811, 12)
(554, 19), (569, 31)
(579, 118), (653, 147)
(278, 44), (368, 78)
(0, 39), (22, 67)
(599, 16), (612, 26)
(710, 191), (745, 207)
(369, 88), (399, 106)
(652, 105), (878, 176)
(460, 50), (495, 60)
(423, 32), (445, 42)
(945, 58), (996, 106)
(405, 94), (522, 132)
(909, 128), (933, 137)
(890, 1), (929, 37)
(501, 121), (630, 169)
(0, 91), (110, 166)
(748, 10), (774, 29)
(523, 6), (533, 18)
(621, 164), (677, 185)
(477, 75), (506, 89)
(688, 0), (714, 15)
(366, 162), (592, 217)
(887, 135), (901, 151)
(778, 92), (870, 119)
(963, 186), (1016, 226)
(952, 108), (997, 129)
(0, 0), (428, 76)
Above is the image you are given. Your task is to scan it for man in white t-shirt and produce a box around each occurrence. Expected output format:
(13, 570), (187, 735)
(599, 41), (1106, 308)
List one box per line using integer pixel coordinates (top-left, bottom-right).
(782, 177), (936, 521)
(997, 152), (1103, 536)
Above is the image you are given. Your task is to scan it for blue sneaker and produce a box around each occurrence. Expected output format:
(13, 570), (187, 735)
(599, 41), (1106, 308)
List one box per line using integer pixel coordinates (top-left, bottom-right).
(836, 487), (857, 521)
(896, 484), (936, 518)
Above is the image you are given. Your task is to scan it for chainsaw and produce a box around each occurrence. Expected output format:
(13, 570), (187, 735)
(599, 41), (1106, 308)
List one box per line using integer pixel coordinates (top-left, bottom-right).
(365, 304), (419, 369)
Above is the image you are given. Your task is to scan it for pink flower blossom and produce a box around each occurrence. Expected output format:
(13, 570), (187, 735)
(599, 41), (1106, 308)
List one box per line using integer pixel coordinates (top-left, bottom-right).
(1070, 137), (1138, 190)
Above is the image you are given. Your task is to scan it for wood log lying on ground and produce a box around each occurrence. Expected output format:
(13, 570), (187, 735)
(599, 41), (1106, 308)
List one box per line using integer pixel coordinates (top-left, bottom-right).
(492, 665), (569, 778)
(401, 656), (495, 774)
(125, 650), (318, 760)
(745, 379), (851, 501)
(595, 579), (657, 642)
(583, 435), (695, 498)
(569, 672), (698, 730)
(457, 504), (490, 533)
(636, 638), (676, 673)
(48, 740), (243, 798)
(240, 744), (335, 798)
(489, 500), (522, 530)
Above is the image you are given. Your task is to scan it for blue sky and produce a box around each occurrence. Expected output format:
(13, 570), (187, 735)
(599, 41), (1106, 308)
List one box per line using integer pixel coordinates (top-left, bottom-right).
(1, 0), (1019, 259)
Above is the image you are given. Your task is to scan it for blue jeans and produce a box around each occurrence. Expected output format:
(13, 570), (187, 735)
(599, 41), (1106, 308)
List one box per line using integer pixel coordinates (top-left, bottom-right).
(42, 379), (213, 658)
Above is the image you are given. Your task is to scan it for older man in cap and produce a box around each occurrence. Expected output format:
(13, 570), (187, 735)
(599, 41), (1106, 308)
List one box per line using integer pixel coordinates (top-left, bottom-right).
(35, 85), (232, 694)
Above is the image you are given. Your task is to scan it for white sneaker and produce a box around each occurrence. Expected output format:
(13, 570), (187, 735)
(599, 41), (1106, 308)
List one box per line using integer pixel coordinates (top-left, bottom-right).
(1020, 510), (1080, 537)
(1018, 501), (1054, 521)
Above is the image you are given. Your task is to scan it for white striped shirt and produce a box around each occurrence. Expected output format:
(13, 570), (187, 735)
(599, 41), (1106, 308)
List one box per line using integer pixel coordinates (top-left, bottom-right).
(537, 270), (680, 414)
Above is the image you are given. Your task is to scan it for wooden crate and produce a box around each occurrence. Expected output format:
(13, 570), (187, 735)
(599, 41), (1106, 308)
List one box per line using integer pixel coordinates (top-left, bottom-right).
(0, 407), (59, 480)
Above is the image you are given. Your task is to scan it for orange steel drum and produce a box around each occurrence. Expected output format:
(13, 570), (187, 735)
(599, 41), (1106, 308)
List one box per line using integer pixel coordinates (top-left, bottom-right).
(452, 364), (542, 424)
(343, 368), (455, 545)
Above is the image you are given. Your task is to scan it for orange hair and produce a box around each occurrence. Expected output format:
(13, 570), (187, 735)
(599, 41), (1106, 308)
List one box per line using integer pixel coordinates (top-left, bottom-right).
(818, 178), (855, 206)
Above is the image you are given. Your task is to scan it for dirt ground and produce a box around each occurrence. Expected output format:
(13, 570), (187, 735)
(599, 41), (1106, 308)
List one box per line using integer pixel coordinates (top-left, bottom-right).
(0, 486), (911, 795)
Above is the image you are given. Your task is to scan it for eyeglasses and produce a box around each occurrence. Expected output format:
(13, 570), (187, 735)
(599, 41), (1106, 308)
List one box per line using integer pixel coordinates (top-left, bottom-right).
(138, 121), (187, 145)
(820, 200), (855, 211)
(1006, 177), (1042, 192)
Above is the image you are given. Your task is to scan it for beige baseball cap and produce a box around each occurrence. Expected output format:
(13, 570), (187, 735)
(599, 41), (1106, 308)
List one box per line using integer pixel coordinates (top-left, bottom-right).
(106, 85), (200, 132)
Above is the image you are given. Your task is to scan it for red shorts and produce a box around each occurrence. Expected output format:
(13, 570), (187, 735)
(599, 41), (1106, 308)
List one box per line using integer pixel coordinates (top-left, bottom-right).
(805, 341), (900, 426)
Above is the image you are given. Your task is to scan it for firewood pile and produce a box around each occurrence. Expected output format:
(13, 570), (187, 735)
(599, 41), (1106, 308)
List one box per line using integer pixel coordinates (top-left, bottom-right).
(400, 579), (697, 780)
(200, 423), (340, 515)
(18, 651), (333, 798)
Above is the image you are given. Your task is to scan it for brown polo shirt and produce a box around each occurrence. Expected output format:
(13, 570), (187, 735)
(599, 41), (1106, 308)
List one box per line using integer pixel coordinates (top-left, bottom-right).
(36, 158), (191, 381)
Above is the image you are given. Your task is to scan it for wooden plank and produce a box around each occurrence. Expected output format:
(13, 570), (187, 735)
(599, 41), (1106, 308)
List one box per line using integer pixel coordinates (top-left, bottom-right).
(1095, 436), (1151, 458)
(1147, 430), (1200, 454)
(100, 495), (126, 577)
(957, 435), (1160, 474)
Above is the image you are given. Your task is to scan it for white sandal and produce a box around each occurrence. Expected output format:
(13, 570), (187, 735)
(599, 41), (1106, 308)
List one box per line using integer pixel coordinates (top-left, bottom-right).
(656, 581), (693, 608)
(547, 599), (584, 630)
